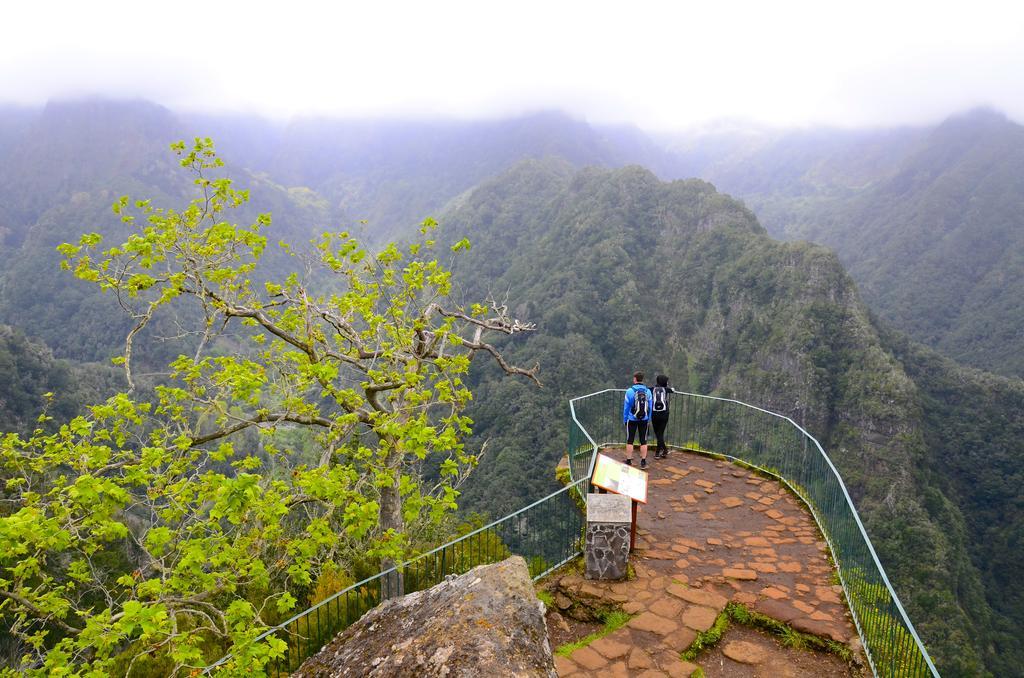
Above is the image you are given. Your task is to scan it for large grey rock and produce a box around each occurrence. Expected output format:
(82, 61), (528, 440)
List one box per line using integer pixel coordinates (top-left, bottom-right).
(293, 556), (556, 677)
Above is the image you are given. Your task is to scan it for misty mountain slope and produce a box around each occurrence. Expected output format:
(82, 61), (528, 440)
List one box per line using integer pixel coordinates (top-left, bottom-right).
(681, 109), (1024, 379)
(0, 100), (684, 362)
(0, 100), (336, 362)
(832, 110), (1024, 376)
(882, 329), (1024, 677)
(435, 160), (1015, 675)
(182, 110), (681, 244)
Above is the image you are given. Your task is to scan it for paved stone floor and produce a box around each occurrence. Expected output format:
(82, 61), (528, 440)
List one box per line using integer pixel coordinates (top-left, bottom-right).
(553, 448), (860, 677)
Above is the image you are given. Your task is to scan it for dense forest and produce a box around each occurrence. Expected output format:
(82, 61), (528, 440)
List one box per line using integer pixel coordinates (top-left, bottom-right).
(0, 100), (1022, 675)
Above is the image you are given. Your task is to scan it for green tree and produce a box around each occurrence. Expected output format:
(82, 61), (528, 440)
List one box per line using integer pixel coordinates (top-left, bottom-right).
(0, 139), (538, 675)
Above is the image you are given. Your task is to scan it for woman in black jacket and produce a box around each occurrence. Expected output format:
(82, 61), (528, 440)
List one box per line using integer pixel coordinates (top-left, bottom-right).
(650, 374), (678, 459)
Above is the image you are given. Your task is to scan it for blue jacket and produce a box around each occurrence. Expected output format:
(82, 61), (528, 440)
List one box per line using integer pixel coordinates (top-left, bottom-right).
(623, 384), (654, 423)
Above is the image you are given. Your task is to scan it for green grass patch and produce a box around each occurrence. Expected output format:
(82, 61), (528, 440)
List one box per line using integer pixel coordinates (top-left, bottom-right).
(681, 610), (730, 661)
(536, 589), (554, 609)
(725, 602), (852, 661)
(555, 609), (632, 657)
(678, 603), (853, 664)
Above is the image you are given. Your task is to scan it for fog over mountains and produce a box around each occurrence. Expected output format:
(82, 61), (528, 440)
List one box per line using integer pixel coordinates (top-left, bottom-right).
(0, 98), (1023, 675)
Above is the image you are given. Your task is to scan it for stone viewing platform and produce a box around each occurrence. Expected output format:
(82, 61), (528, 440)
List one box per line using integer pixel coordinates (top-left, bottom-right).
(548, 448), (864, 677)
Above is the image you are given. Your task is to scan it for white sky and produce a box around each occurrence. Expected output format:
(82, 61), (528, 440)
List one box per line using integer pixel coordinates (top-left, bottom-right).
(2, 0), (1023, 130)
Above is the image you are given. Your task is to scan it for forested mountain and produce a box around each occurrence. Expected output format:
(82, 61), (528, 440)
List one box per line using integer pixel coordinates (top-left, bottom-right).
(0, 325), (120, 433)
(1, 99), (1023, 674)
(0, 100), (335, 361)
(5, 100), (1024, 381)
(433, 160), (1021, 676)
(677, 109), (1024, 379)
(0, 101), (678, 362)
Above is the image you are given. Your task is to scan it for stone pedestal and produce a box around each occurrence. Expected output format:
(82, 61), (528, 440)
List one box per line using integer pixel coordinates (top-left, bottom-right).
(585, 493), (632, 580)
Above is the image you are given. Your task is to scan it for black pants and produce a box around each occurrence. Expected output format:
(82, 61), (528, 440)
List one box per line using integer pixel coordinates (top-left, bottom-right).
(651, 411), (669, 453)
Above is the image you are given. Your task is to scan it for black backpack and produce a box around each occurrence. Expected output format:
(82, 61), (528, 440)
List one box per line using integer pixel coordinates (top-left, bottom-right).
(632, 389), (649, 419)
(652, 386), (668, 412)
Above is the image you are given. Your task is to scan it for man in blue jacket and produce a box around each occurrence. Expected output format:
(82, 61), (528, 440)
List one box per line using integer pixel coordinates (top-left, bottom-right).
(623, 371), (654, 470)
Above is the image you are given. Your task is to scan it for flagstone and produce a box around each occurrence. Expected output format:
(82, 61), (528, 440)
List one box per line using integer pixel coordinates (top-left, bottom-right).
(733, 591), (757, 605)
(694, 479), (716, 489)
(623, 600), (646, 614)
(627, 647), (654, 670)
(792, 616), (849, 643)
(662, 625), (698, 653)
(554, 655), (578, 676)
(606, 661), (630, 678)
(723, 568), (758, 580)
(571, 646), (608, 670)
(752, 598), (800, 623)
(655, 650), (698, 677)
(681, 605), (719, 632)
(816, 586), (842, 604)
(628, 611), (678, 635)
(748, 562), (778, 573)
(722, 639), (768, 664)
(590, 635), (632, 660)
(760, 586), (787, 600)
(667, 584), (728, 609)
(649, 598), (684, 619)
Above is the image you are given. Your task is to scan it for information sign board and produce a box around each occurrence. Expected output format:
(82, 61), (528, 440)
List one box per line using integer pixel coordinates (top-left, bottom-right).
(591, 453), (648, 503)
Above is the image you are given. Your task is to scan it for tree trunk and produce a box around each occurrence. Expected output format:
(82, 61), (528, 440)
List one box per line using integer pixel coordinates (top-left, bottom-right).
(379, 455), (405, 598)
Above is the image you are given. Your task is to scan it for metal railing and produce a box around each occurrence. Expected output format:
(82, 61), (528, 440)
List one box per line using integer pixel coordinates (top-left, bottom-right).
(205, 477), (587, 675)
(568, 388), (939, 677)
(207, 388), (938, 677)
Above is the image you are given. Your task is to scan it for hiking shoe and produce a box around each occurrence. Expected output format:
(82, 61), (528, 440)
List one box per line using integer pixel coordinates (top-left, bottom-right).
(640, 458), (648, 470)
(625, 458), (633, 466)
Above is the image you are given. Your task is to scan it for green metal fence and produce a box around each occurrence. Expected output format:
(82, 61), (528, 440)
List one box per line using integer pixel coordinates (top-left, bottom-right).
(568, 388), (939, 678)
(205, 477), (587, 675)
